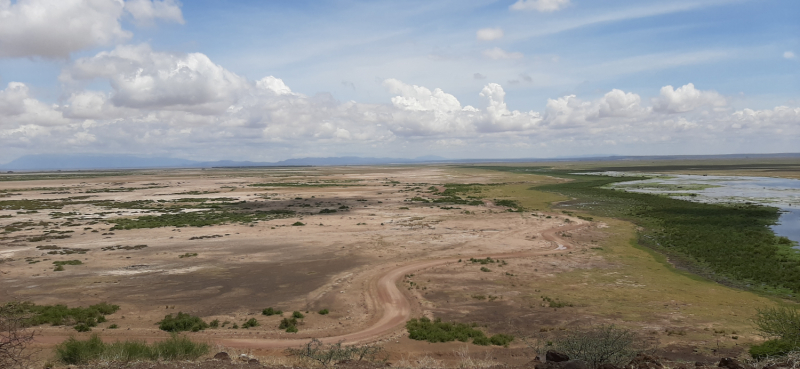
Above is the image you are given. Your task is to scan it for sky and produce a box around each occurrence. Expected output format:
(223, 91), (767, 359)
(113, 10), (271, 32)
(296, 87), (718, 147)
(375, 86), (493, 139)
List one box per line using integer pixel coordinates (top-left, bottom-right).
(0, 0), (798, 163)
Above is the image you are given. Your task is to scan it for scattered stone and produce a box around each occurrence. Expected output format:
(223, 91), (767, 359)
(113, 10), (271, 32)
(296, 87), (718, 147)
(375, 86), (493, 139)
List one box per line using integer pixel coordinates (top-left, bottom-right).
(598, 363), (621, 369)
(248, 358), (260, 365)
(547, 350), (571, 363)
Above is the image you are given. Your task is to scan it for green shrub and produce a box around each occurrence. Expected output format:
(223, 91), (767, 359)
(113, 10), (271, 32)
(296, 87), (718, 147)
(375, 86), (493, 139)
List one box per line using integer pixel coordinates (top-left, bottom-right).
(754, 307), (800, 344)
(286, 325), (298, 333)
(554, 325), (641, 369)
(749, 339), (797, 359)
(55, 333), (209, 365)
(74, 323), (91, 332)
(405, 317), (510, 346)
(209, 319), (219, 328)
(318, 309), (329, 315)
(292, 311), (305, 319)
(262, 307), (282, 316)
(242, 318), (259, 329)
(108, 324), (118, 329)
(490, 334), (515, 347)
(55, 334), (105, 365)
(292, 222), (305, 226)
(480, 267), (491, 272)
(279, 317), (298, 332)
(157, 312), (208, 332)
(3, 301), (119, 330)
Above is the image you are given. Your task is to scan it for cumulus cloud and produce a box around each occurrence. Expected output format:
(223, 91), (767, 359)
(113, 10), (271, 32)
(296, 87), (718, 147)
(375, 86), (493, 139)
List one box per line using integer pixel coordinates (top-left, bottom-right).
(1, 44), (797, 160)
(62, 44), (250, 114)
(652, 83), (726, 114)
(0, 0), (185, 59)
(124, 0), (184, 25)
(476, 27), (504, 41)
(784, 51), (796, 60)
(482, 47), (524, 60)
(0, 0), (130, 58)
(510, 0), (571, 12)
(0, 82), (69, 127)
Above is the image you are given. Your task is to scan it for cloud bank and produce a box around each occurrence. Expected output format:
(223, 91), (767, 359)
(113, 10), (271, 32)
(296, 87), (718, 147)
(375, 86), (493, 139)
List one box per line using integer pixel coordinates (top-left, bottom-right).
(2, 44), (798, 160)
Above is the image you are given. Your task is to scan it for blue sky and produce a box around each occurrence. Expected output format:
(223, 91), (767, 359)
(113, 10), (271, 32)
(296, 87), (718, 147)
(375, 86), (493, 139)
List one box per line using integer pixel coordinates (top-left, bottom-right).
(0, 0), (798, 162)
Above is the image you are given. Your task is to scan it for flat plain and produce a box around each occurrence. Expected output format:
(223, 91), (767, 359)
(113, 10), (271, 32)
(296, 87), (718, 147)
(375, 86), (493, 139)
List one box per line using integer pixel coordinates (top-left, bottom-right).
(1, 163), (796, 366)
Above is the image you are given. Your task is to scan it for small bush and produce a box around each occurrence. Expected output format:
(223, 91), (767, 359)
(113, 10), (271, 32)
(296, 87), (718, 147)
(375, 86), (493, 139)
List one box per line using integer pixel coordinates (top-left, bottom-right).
(318, 309), (329, 315)
(279, 317), (299, 332)
(286, 338), (384, 367)
(292, 222), (305, 226)
(554, 325), (641, 369)
(262, 307), (282, 316)
(55, 333), (209, 365)
(490, 334), (515, 347)
(292, 311), (305, 319)
(405, 317), (510, 346)
(208, 319), (219, 328)
(108, 324), (118, 329)
(74, 323), (91, 332)
(157, 312), (208, 332)
(242, 318), (259, 329)
(480, 267), (491, 272)
(750, 339), (797, 359)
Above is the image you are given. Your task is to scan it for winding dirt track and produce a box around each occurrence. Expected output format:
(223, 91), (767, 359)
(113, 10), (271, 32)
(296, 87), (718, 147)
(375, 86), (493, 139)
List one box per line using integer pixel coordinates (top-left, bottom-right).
(219, 223), (586, 350)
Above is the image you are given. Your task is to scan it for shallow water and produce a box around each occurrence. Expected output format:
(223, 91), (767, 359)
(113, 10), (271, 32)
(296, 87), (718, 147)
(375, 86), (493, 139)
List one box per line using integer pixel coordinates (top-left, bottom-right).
(591, 173), (800, 245)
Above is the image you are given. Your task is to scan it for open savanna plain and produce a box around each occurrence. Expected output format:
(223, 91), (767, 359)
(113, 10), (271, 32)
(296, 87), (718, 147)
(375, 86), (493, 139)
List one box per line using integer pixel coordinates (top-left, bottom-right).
(1, 163), (796, 367)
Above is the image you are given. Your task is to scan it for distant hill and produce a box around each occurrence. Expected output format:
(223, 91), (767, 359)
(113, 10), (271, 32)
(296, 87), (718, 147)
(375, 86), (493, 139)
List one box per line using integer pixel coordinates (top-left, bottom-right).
(1, 152), (799, 171)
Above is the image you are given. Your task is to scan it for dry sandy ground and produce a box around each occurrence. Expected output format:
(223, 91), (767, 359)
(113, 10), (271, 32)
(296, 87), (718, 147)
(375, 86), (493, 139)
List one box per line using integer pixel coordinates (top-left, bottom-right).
(1, 166), (606, 365)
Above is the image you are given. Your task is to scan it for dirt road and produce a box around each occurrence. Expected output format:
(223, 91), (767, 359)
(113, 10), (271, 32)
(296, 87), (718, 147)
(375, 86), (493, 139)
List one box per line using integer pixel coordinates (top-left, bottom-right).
(218, 222), (586, 349)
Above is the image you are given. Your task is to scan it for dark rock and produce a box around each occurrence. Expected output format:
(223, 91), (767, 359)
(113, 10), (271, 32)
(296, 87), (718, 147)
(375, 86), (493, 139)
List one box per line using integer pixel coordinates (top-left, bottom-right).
(696, 362), (707, 367)
(248, 358), (260, 365)
(536, 361), (562, 369)
(718, 358), (751, 369)
(547, 350), (571, 363)
(598, 363), (621, 369)
(214, 351), (231, 361)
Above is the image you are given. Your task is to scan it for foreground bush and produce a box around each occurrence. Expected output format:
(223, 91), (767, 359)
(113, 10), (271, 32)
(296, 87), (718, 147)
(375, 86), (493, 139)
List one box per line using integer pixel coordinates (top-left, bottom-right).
(157, 312), (208, 332)
(0, 304), (35, 369)
(750, 339), (798, 359)
(754, 307), (800, 344)
(55, 333), (209, 365)
(405, 317), (513, 346)
(554, 325), (641, 369)
(286, 338), (384, 367)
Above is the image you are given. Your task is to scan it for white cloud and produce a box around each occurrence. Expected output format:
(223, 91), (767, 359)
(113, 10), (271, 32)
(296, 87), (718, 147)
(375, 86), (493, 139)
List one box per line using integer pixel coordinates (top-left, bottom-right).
(652, 83), (726, 114)
(510, 0), (571, 12)
(0, 82), (69, 127)
(784, 51), (796, 60)
(0, 0), (185, 59)
(124, 0), (184, 25)
(482, 47), (523, 60)
(2, 43), (797, 160)
(62, 44), (250, 114)
(476, 27), (504, 41)
(0, 0), (130, 58)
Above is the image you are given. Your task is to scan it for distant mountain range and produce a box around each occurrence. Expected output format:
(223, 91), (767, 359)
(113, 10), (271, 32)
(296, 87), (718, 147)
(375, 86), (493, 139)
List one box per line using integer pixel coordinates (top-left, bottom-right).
(1, 153), (799, 171)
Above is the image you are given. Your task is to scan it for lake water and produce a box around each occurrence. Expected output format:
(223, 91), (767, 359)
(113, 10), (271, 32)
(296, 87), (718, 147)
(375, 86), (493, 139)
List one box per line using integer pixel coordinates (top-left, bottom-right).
(587, 172), (800, 246)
